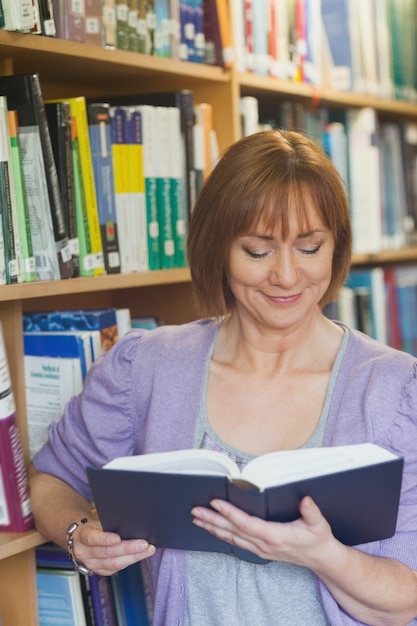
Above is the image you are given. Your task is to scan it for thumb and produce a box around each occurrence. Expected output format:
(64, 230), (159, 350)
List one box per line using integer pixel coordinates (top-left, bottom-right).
(299, 496), (323, 526)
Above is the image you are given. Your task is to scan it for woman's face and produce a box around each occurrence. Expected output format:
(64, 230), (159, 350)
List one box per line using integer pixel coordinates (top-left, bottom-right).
(227, 201), (334, 333)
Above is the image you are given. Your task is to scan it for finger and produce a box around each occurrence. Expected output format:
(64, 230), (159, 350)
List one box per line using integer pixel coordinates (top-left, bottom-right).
(299, 496), (324, 527)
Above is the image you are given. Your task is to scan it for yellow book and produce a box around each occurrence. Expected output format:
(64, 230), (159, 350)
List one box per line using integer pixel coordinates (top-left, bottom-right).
(47, 96), (105, 276)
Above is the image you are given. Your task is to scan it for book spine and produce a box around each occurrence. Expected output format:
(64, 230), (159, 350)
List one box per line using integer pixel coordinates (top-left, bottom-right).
(85, 0), (103, 46)
(30, 77), (74, 279)
(65, 97), (105, 274)
(116, 0), (129, 49)
(45, 101), (80, 277)
(0, 96), (23, 284)
(0, 322), (33, 532)
(126, 107), (149, 272)
(168, 106), (187, 267)
(8, 110), (37, 282)
(127, 0), (139, 51)
(154, 0), (171, 58)
(72, 115), (95, 277)
(87, 102), (121, 274)
(139, 104), (160, 270)
(155, 106), (175, 269)
(102, 0), (117, 48)
(110, 105), (134, 273)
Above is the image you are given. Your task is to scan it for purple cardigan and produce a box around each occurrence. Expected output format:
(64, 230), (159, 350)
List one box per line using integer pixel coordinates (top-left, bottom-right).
(33, 318), (417, 625)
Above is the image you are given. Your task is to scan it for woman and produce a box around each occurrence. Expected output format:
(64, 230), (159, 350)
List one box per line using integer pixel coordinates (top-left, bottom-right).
(30, 130), (417, 625)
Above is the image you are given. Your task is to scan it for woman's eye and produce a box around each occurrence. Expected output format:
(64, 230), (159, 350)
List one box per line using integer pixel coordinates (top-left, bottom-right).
(300, 244), (321, 255)
(244, 248), (268, 259)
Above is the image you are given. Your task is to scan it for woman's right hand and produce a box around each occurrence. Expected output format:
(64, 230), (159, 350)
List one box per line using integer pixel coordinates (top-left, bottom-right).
(71, 519), (156, 576)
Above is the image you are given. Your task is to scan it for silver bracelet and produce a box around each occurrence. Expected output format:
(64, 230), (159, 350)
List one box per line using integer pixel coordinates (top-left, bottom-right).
(66, 517), (93, 576)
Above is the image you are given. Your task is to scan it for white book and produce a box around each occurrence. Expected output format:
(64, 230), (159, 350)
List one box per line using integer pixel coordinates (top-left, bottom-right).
(24, 355), (83, 459)
(240, 96), (259, 137)
(347, 107), (382, 254)
(230, 0), (246, 72)
(2, 0), (35, 32)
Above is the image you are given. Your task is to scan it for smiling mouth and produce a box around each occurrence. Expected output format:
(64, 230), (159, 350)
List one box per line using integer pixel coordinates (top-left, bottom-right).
(266, 293), (301, 304)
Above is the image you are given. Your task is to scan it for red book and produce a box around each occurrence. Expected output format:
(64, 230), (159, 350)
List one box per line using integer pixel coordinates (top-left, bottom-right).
(0, 322), (33, 532)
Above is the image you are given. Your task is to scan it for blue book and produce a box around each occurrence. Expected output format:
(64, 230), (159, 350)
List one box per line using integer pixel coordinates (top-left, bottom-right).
(87, 102), (121, 274)
(346, 268), (387, 344)
(23, 308), (118, 353)
(154, 0), (171, 58)
(320, 0), (353, 91)
(37, 568), (87, 626)
(24, 332), (89, 380)
(114, 562), (149, 626)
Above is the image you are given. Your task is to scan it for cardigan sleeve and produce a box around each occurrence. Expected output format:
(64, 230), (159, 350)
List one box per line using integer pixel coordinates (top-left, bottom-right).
(32, 329), (146, 501)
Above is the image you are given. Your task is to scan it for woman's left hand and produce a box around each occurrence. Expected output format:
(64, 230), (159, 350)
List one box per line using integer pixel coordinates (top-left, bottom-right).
(191, 495), (335, 569)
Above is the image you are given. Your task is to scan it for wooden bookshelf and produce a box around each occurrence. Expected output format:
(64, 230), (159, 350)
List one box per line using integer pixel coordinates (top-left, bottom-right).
(0, 26), (417, 626)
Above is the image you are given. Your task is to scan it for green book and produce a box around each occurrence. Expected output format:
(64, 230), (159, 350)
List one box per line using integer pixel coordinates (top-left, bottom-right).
(155, 106), (175, 269)
(8, 110), (36, 282)
(138, 104), (160, 270)
(168, 106), (188, 267)
(72, 117), (94, 277)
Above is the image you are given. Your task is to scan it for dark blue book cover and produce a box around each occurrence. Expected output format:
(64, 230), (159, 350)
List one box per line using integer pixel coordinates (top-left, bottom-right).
(88, 444), (403, 566)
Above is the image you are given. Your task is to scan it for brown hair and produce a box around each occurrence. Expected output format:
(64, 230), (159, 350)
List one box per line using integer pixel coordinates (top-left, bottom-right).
(187, 129), (352, 317)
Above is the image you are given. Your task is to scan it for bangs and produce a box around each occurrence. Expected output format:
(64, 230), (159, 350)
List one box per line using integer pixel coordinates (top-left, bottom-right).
(239, 180), (326, 240)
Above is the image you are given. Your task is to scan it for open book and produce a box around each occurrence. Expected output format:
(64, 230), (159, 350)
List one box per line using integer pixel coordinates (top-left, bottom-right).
(87, 444), (403, 564)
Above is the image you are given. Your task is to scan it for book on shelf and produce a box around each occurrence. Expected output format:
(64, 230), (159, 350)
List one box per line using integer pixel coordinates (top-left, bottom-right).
(137, 104), (160, 270)
(71, 114), (95, 277)
(387, 0), (417, 102)
(393, 266), (417, 357)
(37, 568), (87, 626)
(8, 109), (37, 283)
(0, 1), (5, 28)
(320, 0), (353, 91)
(38, 0), (56, 35)
(0, 73), (73, 280)
(380, 121), (409, 250)
(45, 101), (80, 277)
(109, 105), (134, 274)
(24, 330), (95, 458)
(155, 105), (175, 269)
(48, 95), (105, 276)
(87, 102), (122, 275)
(116, 0), (130, 50)
(0, 321), (33, 532)
(85, 0), (103, 46)
(0, 95), (24, 284)
(36, 542), (119, 626)
(102, 0), (117, 49)
(214, 0), (234, 67)
(23, 308), (119, 353)
(0, 74), (72, 280)
(347, 107), (382, 255)
(52, 0), (86, 41)
(154, 0), (171, 58)
(251, 0), (269, 76)
(112, 562), (150, 626)
(126, 106), (149, 272)
(346, 268), (387, 344)
(2, 0), (36, 32)
(108, 90), (196, 220)
(88, 443), (403, 565)
(168, 106), (188, 267)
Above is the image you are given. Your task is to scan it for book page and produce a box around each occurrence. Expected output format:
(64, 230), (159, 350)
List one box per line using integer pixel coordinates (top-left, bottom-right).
(242, 443), (399, 489)
(104, 448), (240, 477)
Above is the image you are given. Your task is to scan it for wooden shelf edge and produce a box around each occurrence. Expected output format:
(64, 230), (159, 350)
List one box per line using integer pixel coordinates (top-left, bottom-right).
(0, 30), (229, 84)
(352, 247), (417, 266)
(0, 528), (46, 560)
(237, 72), (417, 117)
(0, 267), (192, 302)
